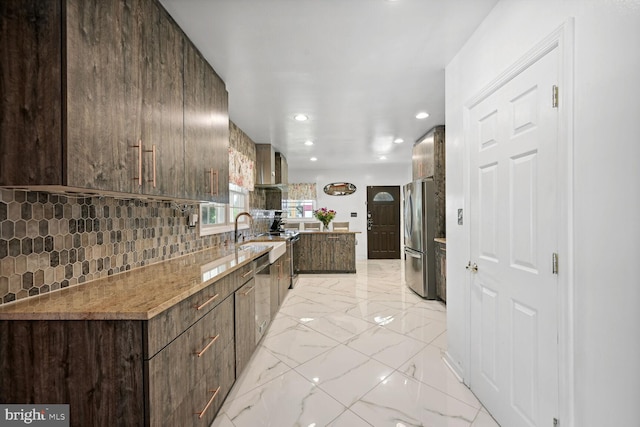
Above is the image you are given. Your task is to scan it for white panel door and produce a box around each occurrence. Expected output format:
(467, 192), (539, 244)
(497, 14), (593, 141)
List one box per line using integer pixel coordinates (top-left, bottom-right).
(469, 46), (559, 427)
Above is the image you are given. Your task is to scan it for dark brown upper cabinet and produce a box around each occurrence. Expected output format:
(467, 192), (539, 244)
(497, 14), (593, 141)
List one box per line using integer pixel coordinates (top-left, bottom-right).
(183, 40), (230, 203)
(0, 0), (229, 202)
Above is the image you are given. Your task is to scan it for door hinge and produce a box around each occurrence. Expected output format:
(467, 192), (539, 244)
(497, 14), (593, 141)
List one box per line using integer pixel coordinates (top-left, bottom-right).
(552, 253), (559, 275)
(553, 417), (559, 426)
(552, 85), (559, 108)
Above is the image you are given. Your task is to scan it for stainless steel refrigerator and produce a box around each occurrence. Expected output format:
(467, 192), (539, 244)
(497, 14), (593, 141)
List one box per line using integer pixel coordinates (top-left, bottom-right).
(403, 179), (436, 299)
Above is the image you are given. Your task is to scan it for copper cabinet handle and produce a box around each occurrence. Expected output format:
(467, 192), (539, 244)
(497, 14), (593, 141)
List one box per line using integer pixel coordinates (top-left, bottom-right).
(209, 168), (214, 196)
(206, 169), (218, 197)
(195, 293), (219, 311)
(241, 269), (254, 278)
(214, 170), (219, 196)
(194, 334), (220, 358)
(144, 144), (156, 188)
(131, 140), (142, 186)
(328, 236), (340, 240)
(195, 386), (221, 419)
(241, 285), (255, 296)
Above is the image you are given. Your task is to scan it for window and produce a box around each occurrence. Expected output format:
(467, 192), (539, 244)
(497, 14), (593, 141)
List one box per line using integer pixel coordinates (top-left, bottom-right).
(199, 184), (249, 236)
(282, 199), (316, 219)
(373, 191), (394, 202)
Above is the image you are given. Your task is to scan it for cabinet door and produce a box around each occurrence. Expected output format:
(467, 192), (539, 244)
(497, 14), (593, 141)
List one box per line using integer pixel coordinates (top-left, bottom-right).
(331, 234), (356, 272)
(66, 0), (144, 193)
(146, 295), (234, 426)
(0, 0), (63, 186)
(234, 278), (256, 376)
(139, 1), (184, 198)
(183, 41), (230, 202)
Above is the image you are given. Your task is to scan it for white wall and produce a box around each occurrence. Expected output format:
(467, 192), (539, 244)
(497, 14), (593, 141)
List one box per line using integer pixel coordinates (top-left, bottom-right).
(445, 1), (640, 426)
(289, 163), (412, 260)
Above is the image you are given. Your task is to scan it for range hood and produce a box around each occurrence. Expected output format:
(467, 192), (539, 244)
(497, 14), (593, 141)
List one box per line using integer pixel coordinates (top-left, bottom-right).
(255, 144), (288, 189)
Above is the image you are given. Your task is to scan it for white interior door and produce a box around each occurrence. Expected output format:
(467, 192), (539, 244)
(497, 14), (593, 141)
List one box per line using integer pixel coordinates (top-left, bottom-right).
(468, 46), (560, 426)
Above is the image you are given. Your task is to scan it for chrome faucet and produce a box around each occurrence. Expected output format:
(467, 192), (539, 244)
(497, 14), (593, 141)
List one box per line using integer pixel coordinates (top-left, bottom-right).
(234, 211), (253, 243)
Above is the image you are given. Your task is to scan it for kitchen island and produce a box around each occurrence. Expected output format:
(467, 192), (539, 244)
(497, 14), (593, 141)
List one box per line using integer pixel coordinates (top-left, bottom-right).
(0, 244), (274, 427)
(294, 230), (359, 273)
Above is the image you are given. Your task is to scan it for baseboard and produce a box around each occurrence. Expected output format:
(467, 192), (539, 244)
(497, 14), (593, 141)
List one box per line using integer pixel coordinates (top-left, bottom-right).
(443, 350), (465, 384)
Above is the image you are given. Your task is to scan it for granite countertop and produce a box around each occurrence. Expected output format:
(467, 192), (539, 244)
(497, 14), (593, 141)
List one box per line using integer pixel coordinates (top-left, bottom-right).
(0, 244), (271, 321)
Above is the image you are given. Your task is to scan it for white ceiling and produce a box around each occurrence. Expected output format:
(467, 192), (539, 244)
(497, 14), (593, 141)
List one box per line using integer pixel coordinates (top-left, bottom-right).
(160, 0), (498, 171)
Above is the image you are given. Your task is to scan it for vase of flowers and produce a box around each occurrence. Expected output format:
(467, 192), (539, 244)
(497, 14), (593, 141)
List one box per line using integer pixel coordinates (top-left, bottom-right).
(313, 207), (336, 231)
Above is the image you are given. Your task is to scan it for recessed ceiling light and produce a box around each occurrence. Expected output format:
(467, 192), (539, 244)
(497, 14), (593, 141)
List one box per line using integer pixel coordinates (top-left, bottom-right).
(304, 140), (314, 146)
(310, 157), (318, 161)
(393, 138), (404, 144)
(416, 112), (429, 119)
(294, 114), (309, 121)
(379, 156), (387, 160)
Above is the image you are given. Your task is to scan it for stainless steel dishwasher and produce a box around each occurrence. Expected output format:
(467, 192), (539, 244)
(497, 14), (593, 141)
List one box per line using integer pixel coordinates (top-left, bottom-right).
(253, 253), (271, 343)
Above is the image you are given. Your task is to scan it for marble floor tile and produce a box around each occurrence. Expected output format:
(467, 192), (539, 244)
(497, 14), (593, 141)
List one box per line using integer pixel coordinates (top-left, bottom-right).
(344, 325), (426, 369)
(343, 301), (402, 325)
(351, 371), (478, 427)
(295, 344), (394, 407)
(399, 344), (481, 409)
(278, 297), (340, 320)
(224, 345), (292, 402)
(327, 409), (373, 427)
(221, 370), (347, 427)
(471, 408), (501, 427)
(209, 259), (500, 427)
(261, 322), (340, 367)
(303, 311), (376, 343)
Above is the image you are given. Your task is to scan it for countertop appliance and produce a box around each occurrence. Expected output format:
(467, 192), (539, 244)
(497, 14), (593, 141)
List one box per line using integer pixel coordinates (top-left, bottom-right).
(404, 179), (437, 299)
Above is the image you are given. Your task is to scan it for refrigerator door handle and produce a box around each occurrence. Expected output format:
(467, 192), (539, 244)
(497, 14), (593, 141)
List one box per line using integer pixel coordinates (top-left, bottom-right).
(404, 248), (422, 259)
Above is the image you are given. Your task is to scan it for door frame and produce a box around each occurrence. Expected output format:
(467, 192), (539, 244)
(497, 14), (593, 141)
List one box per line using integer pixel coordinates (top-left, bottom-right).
(366, 185), (401, 259)
(457, 19), (575, 426)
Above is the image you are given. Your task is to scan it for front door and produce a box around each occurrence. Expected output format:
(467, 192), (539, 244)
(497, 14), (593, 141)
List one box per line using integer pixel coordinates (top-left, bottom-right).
(468, 46), (560, 425)
(367, 186), (400, 259)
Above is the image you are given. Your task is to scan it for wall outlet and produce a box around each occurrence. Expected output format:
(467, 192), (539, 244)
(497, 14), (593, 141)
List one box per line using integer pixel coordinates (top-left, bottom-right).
(188, 213), (198, 228)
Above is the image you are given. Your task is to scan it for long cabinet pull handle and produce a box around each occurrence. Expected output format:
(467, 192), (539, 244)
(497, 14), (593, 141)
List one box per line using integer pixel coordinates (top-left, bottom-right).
(131, 140), (142, 186)
(241, 286), (255, 296)
(241, 269), (254, 278)
(194, 334), (220, 358)
(144, 144), (156, 188)
(195, 386), (221, 419)
(328, 236), (340, 240)
(210, 168), (214, 196)
(195, 293), (219, 311)
(205, 168), (218, 197)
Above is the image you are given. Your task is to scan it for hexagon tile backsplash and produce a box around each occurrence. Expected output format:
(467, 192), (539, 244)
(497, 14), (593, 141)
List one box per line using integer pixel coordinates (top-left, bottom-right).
(0, 189), (233, 306)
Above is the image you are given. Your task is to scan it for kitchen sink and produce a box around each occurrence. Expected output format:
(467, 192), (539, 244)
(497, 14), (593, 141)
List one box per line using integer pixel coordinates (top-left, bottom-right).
(241, 241), (286, 264)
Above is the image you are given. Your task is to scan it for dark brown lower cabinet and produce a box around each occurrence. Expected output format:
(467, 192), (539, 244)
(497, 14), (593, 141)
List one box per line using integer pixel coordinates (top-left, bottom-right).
(296, 232), (356, 273)
(435, 240), (447, 302)
(0, 283), (239, 427)
(146, 296), (235, 426)
(0, 320), (145, 426)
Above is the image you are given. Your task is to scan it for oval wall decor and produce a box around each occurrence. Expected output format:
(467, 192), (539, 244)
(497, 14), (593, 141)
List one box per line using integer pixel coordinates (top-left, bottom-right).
(323, 182), (357, 196)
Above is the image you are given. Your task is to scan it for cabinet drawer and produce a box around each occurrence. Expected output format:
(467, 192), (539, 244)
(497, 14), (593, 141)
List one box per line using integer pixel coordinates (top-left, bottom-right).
(166, 339), (235, 426)
(146, 272), (237, 357)
(146, 296), (234, 426)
